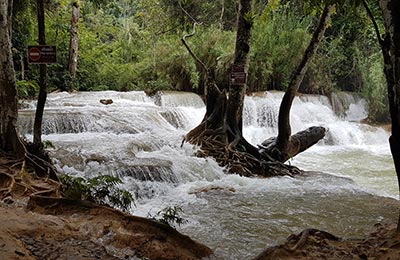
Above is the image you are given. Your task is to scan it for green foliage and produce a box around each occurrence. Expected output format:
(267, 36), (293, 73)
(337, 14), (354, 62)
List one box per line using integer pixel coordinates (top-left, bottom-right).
(59, 174), (134, 212)
(42, 140), (55, 149)
(149, 205), (188, 228)
(12, 0), (388, 116)
(244, 12), (256, 25)
(360, 53), (389, 122)
(249, 6), (312, 91)
(16, 80), (39, 98)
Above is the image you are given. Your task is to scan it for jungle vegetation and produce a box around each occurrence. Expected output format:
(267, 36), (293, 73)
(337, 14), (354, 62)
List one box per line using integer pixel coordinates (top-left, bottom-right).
(12, 0), (389, 122)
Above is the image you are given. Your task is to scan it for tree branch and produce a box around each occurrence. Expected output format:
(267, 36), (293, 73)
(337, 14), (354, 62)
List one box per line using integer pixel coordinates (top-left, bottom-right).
(178, 1), (197, 24)
(181, 23), (209, 74)
(362, 0), (384, 46)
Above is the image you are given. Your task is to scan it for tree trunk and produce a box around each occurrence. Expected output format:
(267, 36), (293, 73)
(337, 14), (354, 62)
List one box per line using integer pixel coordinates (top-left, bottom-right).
(0, 0), (24, 158)
(68, 1), (79, 78)
(184, 0), (324, 177)
(378, 0), (400, 230)
(20, 53), (24, 80)
(274, 5), (334, 162)
(33, 0), (47, 145)
(226, 0), (252, 137)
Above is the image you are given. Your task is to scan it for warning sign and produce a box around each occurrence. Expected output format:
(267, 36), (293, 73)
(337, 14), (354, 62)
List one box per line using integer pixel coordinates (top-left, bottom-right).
(27, 45), (57, 64)
(230, 64), (247, 85)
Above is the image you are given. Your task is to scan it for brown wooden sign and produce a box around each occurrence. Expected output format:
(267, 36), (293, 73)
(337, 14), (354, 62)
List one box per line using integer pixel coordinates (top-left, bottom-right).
(232, 64), (245, 73)
(231, 73), (247, 84)
(231, 64), (247, 85)
(27, 45), (57, 64)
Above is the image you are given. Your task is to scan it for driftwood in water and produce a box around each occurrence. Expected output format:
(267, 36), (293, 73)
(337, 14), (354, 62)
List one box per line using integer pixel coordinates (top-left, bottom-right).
(259, 126), (326, 162)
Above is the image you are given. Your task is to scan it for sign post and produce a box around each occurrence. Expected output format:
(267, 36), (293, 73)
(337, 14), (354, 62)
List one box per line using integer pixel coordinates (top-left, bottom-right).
(230, 64), (247, 85)
(27, 45), (57, 64)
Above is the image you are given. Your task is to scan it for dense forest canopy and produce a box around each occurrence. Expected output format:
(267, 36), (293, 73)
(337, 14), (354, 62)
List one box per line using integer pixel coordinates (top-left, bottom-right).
(12, 0), (388, 122)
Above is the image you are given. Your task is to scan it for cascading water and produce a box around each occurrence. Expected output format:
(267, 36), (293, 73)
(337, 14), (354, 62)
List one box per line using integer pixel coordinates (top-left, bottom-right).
(19, 90), (397, 260)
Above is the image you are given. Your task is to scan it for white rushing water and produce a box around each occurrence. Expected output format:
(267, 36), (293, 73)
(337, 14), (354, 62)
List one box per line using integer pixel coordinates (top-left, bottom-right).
(19, 90), (397, 260)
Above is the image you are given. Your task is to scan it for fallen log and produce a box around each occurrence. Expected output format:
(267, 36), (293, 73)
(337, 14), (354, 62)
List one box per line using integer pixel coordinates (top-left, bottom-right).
(259, 126), (326, 162)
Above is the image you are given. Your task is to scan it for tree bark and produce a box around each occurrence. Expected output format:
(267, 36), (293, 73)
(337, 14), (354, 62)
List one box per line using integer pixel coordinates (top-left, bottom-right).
(227, 0), (252, 135)
(0, 0), (24, 158)
(274, 4), (334, 162)
(68, 1), (79, 78)
(378, 0), (400, 228)
(33, 0), (47, 145)
(259, 126), (326, 162)
(184, 0), (325, 177)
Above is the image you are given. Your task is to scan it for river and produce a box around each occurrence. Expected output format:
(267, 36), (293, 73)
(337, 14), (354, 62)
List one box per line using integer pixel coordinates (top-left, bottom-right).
(18, 90), (398, 259)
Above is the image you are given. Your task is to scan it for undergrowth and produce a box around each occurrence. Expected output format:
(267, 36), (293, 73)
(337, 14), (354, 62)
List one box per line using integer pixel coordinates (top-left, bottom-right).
(59, 174), (134, 212)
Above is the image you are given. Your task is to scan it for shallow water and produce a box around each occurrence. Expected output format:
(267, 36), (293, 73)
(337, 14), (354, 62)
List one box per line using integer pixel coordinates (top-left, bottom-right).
(19, 90), (398, 260)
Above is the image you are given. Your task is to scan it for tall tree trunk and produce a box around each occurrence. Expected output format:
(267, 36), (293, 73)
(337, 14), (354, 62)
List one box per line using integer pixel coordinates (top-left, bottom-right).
(0, 0), (24, 158)
(184, 0), (322, 177)
(227, 0), (252, 136)
(68, 1), (79, 78)
(378, 0), (400, 229)
(33, 0), (47, 145)
(274, 4), (334, 162)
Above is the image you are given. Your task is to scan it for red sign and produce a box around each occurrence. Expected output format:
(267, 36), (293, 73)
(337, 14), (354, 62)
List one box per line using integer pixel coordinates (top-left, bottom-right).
(27, 45), (57, 64)
(28, 47), (41, 61)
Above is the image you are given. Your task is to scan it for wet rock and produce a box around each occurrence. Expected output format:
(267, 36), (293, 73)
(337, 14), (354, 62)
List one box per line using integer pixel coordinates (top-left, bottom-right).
(100, 99), (113, 105)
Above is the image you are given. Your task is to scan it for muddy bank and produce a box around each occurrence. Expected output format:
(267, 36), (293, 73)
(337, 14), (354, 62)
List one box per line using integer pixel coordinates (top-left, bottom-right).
(254, 222), (400, 260)
(0, 197), (212, 260)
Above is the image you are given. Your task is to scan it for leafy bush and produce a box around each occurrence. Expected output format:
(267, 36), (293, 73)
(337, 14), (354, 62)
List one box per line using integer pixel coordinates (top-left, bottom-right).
(149, 205), (188, 227)
(16, 80), (39, 98)
(59, 174), (134, 212)
(249, 6), (312, 91)
(360, 53), (389, 122)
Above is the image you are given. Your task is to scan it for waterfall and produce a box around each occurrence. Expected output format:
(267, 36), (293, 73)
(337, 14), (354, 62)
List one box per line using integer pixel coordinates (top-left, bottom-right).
(19, 90), (396, 260)
(330, 91), (368, 121)
(243, 91), (387, 146)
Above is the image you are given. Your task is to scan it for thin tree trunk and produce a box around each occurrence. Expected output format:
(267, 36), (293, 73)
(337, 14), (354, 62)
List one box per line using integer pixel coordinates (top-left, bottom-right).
(68, 1), (79, 78)
(219, 0), (225, 29)
(20, 53), (24, 80)
(33, 0), (47, 145)
(0, 0), (24, 157)
(275, 4), (334, 161)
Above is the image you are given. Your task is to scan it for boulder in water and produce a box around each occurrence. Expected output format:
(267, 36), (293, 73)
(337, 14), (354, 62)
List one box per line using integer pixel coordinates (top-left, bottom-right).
(100, 99), (113, 105)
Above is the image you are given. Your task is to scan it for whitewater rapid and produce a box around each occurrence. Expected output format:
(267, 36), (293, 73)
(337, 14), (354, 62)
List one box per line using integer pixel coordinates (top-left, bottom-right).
(18, 90), (397, 259)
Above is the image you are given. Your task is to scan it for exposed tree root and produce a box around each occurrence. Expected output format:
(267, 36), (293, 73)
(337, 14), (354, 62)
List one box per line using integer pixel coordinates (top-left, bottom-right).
(0, 150), (61, 201)
(287, 228), (341, 252)
(185, 130), (302, 177)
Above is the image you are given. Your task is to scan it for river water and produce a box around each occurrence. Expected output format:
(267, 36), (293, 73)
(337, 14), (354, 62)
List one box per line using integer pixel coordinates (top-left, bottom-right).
(19, 91), (398, 259)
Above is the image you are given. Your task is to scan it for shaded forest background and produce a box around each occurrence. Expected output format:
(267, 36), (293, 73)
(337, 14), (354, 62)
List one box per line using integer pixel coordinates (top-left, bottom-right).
(12, 0), (388, 122)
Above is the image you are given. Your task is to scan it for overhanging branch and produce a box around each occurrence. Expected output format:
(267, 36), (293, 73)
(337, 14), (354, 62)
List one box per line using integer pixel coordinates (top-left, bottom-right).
(362, 0), (384, 46)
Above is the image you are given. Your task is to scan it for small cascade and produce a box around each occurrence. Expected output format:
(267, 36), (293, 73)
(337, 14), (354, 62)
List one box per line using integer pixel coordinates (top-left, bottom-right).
(155, 91), (205, 108)
(244, 93), (280, 128)
(242, 91), (386, 147)
(159, 109), (191, 129)
(116, 163), (176, 182)
(330, 92), (367, 121)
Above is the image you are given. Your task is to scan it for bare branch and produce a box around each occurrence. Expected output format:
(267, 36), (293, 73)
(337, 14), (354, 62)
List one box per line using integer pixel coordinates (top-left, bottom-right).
(178, 1), (198, 24)
(181, 23), (209, 74)
(362, 0), (384, 46)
